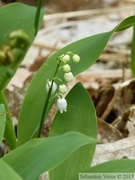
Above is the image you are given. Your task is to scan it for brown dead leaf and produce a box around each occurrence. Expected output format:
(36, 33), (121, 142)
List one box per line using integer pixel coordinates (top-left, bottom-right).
(92, 136), (135, 166)
(6, 68), (32, 91)
(98, 118), (123, 143)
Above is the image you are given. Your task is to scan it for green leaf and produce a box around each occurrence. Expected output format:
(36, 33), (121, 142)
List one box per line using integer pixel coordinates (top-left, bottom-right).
(49, 83), (97, 180)
(0, 159), (23, 180)
(18, 15), (135, 145)
(0, 104), (6, 145)
(0, 91), (17, 149)
(3, 132), (98, 180)
(0, 3), (44, 148)
(72, 159), (135, 179)
(0, 3), (33, 46)
(115, 16), (135, 32)
(90, 159), (135, 172)
(0, 3), (44, 90)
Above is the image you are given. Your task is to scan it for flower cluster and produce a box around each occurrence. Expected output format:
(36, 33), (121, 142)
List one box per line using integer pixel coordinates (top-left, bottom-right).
(0, 29), (30, 66)
(46, 52), (80, 113)
(61, 52), (80, 83)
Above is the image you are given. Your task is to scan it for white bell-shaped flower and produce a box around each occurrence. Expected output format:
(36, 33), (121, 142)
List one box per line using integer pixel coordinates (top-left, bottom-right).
(62, 54), (70, 63)
(64, 72), (74, 82)
(59, 84), (67, 94)
(73, 54), (80, 63)
(63, 64), (71, 73)
(46, 80), (57, 94)
(57, 97), (67, 113)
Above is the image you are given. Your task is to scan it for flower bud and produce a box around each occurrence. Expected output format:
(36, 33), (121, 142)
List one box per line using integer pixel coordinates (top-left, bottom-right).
(62, 54), (70, 63)
(46, 81), (57, 94)
(64, 72), (74, 82)
(9, 29), (30, 45)
(0, 50), (6, 63)
(73, 54), (80, 63)
(6, 50), (15, 63)
(59, 84), (67, 94)
(63, 64), (71, 73)
(57, 97), (67, 113)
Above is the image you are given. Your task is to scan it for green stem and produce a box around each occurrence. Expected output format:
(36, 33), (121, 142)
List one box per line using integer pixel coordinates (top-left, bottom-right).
(0, 91), (17, 149)
(34, 0), (43, 36)
(38, 60), (61, 137)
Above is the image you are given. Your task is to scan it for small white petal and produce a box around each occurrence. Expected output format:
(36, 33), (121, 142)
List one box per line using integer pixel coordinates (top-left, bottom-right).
(57, 97), (67, 113)
(63, 64), (71, 73)
(62, 54), (70, 63)
(46, 81), (57, 94)
(59, 84), (67, 94)
(64, 72), (74, 82)
(73, 54), (80, 63)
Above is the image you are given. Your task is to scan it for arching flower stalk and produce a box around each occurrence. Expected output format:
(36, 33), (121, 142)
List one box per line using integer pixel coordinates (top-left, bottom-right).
(38, 51), (80, 136)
